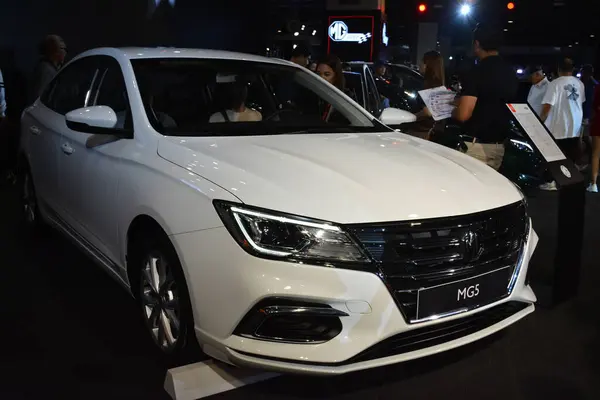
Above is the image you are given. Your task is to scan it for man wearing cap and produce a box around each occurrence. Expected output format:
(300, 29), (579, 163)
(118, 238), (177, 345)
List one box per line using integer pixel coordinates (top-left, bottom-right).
(527, 66), (549, 117)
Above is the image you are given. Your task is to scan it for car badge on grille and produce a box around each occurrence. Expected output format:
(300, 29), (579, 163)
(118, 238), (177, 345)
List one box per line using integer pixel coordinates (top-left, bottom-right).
(462, 231), (482, 263)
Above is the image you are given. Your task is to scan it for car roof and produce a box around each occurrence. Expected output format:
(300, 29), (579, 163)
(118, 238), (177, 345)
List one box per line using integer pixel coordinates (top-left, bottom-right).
(72, 47), (296, 67)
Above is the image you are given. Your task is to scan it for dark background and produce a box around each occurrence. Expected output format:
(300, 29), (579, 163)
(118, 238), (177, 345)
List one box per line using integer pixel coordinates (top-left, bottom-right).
(0, 0), (271, 73)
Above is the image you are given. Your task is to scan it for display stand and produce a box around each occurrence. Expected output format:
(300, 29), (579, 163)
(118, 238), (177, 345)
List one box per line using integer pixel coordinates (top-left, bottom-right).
(507, 104), (586, 307)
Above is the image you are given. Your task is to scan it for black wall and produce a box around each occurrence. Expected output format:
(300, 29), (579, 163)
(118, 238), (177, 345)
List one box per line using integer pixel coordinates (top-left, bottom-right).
(0, 0), (270, 73)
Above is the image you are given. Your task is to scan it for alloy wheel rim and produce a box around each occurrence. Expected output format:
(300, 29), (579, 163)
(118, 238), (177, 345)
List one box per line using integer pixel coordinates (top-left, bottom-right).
(23, 174), (36, 224)
(140, 254), (182, 352)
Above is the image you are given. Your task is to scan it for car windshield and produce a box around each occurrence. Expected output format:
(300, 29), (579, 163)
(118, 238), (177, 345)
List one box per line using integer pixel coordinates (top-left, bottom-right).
(131, 58), (389, 136)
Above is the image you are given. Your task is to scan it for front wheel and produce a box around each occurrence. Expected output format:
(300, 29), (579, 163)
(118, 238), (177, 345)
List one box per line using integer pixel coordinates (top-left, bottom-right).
(131, 233), (201, 367)
(20, 168), (44, 232)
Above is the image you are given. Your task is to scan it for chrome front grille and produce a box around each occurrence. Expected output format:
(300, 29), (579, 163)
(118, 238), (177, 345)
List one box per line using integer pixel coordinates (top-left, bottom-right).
(347, 202), (529, 322)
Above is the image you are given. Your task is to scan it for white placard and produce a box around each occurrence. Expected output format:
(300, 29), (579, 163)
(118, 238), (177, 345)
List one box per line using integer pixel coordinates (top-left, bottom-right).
(506, 103), (566, 162)
(418, 86), (456, 121)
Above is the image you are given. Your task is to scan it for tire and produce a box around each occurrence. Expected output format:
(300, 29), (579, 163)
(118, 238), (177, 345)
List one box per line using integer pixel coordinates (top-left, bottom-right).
(130, 231), (202, 368)
(20, 167), (44, 233)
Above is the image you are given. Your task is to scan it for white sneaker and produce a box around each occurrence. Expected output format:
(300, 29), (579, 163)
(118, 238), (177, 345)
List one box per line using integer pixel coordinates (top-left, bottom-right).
(587, 184), (598, 193)
(539, 181), (558, 191)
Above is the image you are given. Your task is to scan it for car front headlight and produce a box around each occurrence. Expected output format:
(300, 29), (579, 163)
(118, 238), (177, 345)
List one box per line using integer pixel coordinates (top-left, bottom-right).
(214, 201), (369, 263)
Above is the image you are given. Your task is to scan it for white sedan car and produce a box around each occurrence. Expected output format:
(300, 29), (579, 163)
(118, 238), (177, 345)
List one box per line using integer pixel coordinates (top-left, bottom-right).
(20, 47), (537, 374)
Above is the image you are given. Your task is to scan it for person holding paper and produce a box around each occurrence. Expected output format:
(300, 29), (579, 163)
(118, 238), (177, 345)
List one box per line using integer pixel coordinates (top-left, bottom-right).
(452, 23), (518, 170)
(413, 51), (447, 139)
(538, 58), (585, 191)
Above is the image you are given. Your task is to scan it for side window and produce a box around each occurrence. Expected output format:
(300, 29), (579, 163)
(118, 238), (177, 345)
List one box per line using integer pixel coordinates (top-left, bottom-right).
(43, 58), (99, 115)
(93, 60), (131, 130)
(364, 67), (380, 116)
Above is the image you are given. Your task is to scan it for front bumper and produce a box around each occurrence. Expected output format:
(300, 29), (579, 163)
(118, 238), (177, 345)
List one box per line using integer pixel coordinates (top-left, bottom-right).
(170, 222), (538, 375)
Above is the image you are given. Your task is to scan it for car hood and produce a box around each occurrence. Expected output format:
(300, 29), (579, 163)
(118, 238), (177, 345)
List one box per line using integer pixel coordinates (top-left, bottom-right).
(157, 132), (522, 224)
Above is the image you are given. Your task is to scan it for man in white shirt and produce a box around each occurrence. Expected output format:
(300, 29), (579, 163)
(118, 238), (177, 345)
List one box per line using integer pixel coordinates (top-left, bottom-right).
(538, 58), (585, 190)
(209, 82), (262, 123)
(527, 66), (549, 116)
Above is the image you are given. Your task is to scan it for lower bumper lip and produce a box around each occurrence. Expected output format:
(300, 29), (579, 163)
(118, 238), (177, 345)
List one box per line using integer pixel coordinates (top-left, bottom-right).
(219, 302), (535, 375)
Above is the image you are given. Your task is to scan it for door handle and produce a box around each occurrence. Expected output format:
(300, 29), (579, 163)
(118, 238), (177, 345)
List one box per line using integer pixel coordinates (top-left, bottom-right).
(29, 126), (41, 136)
(61, 143), (74, 155)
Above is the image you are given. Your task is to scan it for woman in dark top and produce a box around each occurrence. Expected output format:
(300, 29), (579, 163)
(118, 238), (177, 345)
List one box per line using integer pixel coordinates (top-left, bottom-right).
(316, 55), (348, 122)
(316, 54), (346, 91)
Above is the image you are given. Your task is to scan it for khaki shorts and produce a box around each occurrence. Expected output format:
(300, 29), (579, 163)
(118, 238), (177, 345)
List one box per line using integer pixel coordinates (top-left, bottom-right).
(465, 142), (505, 170)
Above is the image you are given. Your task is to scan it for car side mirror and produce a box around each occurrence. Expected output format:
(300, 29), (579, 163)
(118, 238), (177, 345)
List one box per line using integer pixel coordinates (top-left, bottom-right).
(65, 106), (118, 133)
(380, 107), (417, 126)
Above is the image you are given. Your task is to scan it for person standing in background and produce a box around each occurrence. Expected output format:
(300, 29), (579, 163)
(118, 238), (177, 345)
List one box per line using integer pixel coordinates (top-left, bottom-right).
(30, 35), (66, 103)
(414, 51), (446, 140)
(290, 44), (311, 68)
(587, 83), (600, 192)
(538, 58), (586, 191)
(580, 64), (597, 152)
(0, 68), (6, 119)
(581, 65), (598, 128)
(527, 66), (549, 116)
(453, 23), (518, 170)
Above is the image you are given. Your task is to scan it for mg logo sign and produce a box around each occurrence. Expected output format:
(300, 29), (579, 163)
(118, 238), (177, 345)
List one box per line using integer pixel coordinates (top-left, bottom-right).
(328, 20), (372, 44)
(329, 21), (349, 41)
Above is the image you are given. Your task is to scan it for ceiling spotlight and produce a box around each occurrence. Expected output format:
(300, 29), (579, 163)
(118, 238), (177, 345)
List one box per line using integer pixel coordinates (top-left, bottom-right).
(293, 44), (298, 49)
(517, 68), (524, 74)
(312, 30), (317, 36)
(266, 47), (270, 51)
(293, 32), (299, 36)
(449, 56), (453, 60)
(591, 34), (596, 38)
(460, 4), (471, 16)
(575, 41), (579, 45)
(508, 20), (514, 24)
(301, 25), (305, 30)
(277, 30), (282, 33)
(568, 44), (573, 47)
(504, 28), (508, 32)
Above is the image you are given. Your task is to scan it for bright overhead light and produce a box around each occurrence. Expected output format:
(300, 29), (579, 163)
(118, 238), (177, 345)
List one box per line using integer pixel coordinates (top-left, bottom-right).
(293, 44), (298, 49)
(293, 32), (299, 36)
(460, 4), (471, 16)
(575, 41), (579, 45)
(568, 44), (573, 47)
(591, 34), (596, 38)
(576, 73), (582, 78)
(312, 30), (317, 36)
(266, 47), (270, 51)
(517, 68), (524, 74)
(449, 56), (453, 60)
(504, 28), (508, 32)
(508, 20), (514, 24)
(301, 25), (305, 30)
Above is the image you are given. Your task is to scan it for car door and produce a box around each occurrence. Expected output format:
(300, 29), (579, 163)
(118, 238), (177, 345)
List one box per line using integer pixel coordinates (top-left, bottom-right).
(25, 58), (99, 217)
(59, 56), (132, 265)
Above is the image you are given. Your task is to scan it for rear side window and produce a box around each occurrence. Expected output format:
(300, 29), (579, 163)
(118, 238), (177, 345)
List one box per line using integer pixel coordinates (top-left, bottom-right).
(41, 57), (100, 115)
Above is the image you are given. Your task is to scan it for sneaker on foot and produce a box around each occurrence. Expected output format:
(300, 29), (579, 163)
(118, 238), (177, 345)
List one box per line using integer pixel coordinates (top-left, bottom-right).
(539, 181), (558, 191)
(587, 184), (598, 193)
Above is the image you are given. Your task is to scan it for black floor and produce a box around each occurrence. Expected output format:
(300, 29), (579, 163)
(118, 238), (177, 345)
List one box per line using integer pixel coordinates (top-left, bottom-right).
(0, 186), (598, 400)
